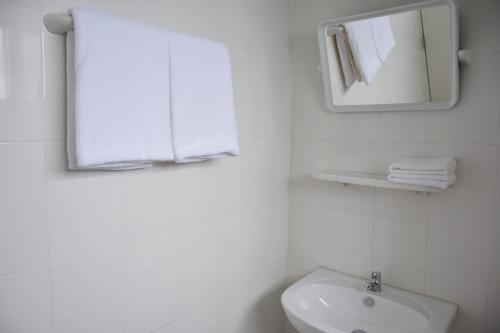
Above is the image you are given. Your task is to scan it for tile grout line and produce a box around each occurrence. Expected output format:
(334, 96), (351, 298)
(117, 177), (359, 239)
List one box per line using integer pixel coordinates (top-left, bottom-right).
(480, 144), (500, 329)
(422, 195), (431, 294)
(118, 173), (125, 333)
(481, 235), (496, 331)
(42, 138), (56, 333)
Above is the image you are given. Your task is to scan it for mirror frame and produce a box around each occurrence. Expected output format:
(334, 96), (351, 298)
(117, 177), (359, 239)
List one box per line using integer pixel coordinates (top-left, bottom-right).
(317, 0), (458, 112)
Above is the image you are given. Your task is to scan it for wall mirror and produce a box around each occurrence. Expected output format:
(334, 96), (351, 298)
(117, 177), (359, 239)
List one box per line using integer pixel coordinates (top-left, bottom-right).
(317, 0), (458, 112)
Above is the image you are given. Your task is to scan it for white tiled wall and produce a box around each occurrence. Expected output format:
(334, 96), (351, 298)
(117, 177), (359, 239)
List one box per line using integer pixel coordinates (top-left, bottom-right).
(288, 0), (500, 332)
(0, 0), (291, 332)
(3, 0), (500, 332)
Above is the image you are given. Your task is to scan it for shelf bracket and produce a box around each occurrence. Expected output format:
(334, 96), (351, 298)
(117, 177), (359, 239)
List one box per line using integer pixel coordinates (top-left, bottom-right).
(458, 49), (472, 67)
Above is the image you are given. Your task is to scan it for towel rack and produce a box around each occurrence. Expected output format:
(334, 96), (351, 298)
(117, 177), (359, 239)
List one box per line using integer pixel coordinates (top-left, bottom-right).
(44, 13), (73, 34)
(46, 12), (343, 36)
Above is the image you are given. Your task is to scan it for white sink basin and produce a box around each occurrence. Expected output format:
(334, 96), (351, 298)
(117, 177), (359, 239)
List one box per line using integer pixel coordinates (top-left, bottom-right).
(282, 268), (457, 333)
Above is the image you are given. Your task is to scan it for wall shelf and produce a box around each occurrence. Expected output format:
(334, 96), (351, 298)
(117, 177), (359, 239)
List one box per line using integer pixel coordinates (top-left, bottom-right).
(311, 170), (442, 194)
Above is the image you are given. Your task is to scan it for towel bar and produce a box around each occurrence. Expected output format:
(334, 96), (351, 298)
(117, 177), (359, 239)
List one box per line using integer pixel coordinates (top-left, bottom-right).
(44, 13), (73, 34)
(44, 12), (343, 37)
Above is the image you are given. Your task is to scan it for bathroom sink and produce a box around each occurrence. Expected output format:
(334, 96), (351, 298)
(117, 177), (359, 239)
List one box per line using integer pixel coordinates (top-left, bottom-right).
(282, 268), (457, 333)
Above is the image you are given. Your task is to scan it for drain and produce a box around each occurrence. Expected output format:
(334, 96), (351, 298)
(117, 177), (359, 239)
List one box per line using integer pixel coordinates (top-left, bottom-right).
(363, 296), (375, 307)
(351, 330), (367, 333)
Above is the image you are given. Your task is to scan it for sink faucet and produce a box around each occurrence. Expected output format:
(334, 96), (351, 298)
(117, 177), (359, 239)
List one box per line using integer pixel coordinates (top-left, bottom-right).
(365, 271), (382, 292)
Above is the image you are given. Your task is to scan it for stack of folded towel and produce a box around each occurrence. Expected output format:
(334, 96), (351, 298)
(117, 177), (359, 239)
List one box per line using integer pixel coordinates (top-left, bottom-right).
(387, 157), (457, 189)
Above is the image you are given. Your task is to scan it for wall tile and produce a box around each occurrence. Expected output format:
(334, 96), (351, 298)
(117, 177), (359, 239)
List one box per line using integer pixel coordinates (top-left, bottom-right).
(429, 143), (497, 234)
(0, 0), (43, 141)
(484, 236), (500, 333)
(255, 0), (290, 64)
(330, 140), (377, 173)
(219, 0), (260, 60)
(46, 142), (121, 262)
(290, 139), (333, 209)
(231, 57), (256, 139)
(42, 29), (66, 141)
(155, 304), (217, 333)
(268, 207), (291, 274)
(332, 184), (375, 217)
(373, 218), (427, 293)
(426, 226), (491, 333)
(290, 34), (321, 73)
(213, 149), (253, 222)
(0, 268), (52, 333)
(292, 70), (331, 140)
(434, 51), (500, 144)
(258, 207), (289, 278)
(291, 9), (322, 73)
(379, 111), (434, 143)
(215, 272), (287, 333)
(331, 112), (379, 141)
(174, 0), (220, 40)
(0, 143), (48, 276)
(176, 224), (218, 316)
(249, 272), (288, 333)
(375, 189), (429, 225)
(52, 250), (123, 333)
(254, 61), (290, 139)
(215, 214), (255, 296)
(127, 0), (178, 29)
(43, 0), (178, 28)
(327, 212), (373, 277)
(495, 147), (500, 237)
(215, 285), (254, 333)
(176, 161), (218, 230)
(288, 204), (328, 270)
(121, 167), (178, 244)
(250, 139), (291, 217)
(454, 0), (500, 51)
(286, 266), (310, 285)
(217, 211), (286, 293)
(124, 235), (177, 333)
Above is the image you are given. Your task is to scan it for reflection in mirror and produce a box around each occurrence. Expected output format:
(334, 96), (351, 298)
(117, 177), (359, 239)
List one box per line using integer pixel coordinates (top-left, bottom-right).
(318, 1), (458, 112)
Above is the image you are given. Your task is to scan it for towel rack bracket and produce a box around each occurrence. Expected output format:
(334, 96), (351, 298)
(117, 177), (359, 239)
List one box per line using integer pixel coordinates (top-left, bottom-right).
(326, 25), (344, 37)
(43, 13), (73, 35)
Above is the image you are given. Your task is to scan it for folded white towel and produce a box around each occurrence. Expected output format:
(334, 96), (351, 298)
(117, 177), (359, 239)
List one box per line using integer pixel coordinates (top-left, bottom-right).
(389, 169), (454, 177)
(169, 32), (240, 163)
(344, 16), (395, 84)
(388, 157), (457, 174)
(387, 174), (456, 190)
(370, 16), (395, 61)
(388, 173), (455, 182)
(67, 8), (174, 170)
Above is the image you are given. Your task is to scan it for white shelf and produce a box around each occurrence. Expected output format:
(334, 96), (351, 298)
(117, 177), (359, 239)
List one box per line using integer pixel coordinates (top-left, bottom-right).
(312, 170), (442, 193)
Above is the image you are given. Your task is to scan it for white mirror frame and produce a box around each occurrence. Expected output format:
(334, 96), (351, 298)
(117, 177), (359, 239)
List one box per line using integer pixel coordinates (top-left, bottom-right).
(317, 0), (459, 112)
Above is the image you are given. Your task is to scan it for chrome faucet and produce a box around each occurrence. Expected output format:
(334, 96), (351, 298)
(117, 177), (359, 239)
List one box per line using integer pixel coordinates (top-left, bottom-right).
(365, 271), (382, 292)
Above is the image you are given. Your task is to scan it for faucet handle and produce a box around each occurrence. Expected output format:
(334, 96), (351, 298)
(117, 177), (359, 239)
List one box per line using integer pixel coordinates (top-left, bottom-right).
(371, 271), (381, 280)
